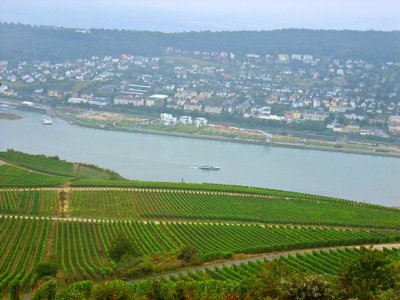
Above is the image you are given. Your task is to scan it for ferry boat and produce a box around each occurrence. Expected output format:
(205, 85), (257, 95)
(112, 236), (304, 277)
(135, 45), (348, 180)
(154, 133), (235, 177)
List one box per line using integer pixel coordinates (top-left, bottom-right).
(198, 165), (220, 171)
(41, 115), (53, 125)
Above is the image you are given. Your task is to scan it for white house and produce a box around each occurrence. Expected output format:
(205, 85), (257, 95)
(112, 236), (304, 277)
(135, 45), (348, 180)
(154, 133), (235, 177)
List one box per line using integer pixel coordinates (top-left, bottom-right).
(160, 113), (177, 126)
(194, 117), (208, 127)
(179, 116), (192, 125)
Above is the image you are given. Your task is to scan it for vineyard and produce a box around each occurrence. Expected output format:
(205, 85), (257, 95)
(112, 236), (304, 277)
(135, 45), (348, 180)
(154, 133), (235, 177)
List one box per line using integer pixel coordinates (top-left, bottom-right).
(0, 150), (121, 179)
(0, 154), (400, 298)
(51, 220), (395, 283)
(0, 216), (392, 290)
(0, 190), (59, 216)
(0, 151), (76, 177)
(0, 216), (49, 292)
(161, 247), (400, 282)
(68, 189), (400, 228)
(0, 165), (69, 187)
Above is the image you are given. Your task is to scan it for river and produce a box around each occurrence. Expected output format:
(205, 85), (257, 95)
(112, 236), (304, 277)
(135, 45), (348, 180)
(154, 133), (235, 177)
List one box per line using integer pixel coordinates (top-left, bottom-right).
(1, 109), (399, 206)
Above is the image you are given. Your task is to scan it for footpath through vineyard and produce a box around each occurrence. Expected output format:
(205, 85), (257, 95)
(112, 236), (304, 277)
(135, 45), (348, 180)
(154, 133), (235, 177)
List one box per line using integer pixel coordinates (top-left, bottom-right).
(156, 242), (400, 281)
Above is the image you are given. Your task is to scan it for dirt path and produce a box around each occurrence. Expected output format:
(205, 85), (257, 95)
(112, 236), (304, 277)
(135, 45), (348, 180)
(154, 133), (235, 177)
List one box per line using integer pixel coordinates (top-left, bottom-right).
(45, 220), (56, 259)
(58, 190), (69, 218)
(157, 242), (400, 280)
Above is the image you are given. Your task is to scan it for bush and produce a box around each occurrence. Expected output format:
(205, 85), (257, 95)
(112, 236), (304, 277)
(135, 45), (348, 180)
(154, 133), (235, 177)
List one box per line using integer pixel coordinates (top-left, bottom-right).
(340, 247), (397, 299)
(108, 232), (139, 262)
(116, 255), (155, 279)
(55, 280), (93, 300)
(92, 280), (133, 300)
(32, 278), (57, 300)
(280, 274), (338, 300)
(9, 279), (20, 300)
(177, 245), (200, 265)
(35, 261), (58, 279)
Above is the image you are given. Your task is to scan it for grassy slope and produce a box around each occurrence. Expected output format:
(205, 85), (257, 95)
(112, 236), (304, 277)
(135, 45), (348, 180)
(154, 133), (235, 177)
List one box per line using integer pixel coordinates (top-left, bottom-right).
(0, 150), (122, 180)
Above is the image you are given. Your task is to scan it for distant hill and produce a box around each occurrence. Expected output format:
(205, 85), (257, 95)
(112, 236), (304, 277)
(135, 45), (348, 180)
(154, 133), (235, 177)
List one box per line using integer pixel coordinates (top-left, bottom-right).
(1, 23), (400, 62)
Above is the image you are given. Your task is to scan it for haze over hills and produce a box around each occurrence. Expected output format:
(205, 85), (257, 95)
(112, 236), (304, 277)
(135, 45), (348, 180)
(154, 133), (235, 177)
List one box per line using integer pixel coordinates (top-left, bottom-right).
(1, 23), (400, 63)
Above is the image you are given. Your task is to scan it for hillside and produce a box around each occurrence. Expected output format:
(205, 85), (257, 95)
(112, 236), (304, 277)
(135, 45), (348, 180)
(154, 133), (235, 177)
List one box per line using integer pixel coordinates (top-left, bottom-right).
(0, 152), (399, 298)
(1, 23), (400, 62)
(0, 150), (122, 180)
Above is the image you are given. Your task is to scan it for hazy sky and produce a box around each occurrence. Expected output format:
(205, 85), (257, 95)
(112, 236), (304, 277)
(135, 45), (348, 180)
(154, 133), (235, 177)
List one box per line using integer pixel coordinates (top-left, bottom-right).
(1, 0), (400, 32)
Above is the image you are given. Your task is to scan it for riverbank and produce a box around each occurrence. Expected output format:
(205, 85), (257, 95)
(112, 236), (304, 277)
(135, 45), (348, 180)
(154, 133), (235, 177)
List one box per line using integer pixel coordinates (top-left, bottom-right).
(54, 109), (400, 159)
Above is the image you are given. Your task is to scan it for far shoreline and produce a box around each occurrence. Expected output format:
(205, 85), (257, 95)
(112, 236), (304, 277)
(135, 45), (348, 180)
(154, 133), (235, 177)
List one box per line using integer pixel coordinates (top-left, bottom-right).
(52, 110), (400, 159)
(1, 100), (399, 159)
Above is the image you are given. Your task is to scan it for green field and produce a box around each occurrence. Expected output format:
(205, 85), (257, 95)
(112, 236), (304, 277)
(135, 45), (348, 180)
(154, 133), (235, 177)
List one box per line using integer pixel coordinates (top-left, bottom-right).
(0, 216), (392, 290)
(0, 164), (69, 187)
(0, 152), (399, 298)
(68, 189), (400, 228)
(0, 190), (59, 216)
(0, 150), (121, 179)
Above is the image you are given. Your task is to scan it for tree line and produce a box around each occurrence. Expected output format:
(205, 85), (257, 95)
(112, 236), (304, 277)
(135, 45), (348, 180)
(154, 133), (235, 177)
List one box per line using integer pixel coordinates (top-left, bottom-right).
(1, 23), (400, 63)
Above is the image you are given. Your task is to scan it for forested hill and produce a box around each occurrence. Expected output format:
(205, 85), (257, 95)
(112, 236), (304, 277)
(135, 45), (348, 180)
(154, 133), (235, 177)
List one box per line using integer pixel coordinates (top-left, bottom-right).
(1, 23), (400, 62)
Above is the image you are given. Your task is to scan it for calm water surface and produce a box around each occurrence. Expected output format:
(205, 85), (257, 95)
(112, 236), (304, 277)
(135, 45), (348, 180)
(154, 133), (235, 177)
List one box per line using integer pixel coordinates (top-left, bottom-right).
(1, 109), (399, 206)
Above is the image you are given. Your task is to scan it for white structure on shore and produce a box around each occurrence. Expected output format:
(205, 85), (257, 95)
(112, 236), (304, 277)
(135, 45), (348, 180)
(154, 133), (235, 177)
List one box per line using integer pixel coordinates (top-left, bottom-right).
(160, 113), (177, 126)
(194, 117), (208, 127)
(179, 116), (192, 125)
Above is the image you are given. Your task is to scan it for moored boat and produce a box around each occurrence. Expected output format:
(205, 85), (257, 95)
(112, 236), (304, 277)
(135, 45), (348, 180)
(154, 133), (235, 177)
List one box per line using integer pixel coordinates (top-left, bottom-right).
(41, 115), (53, 125)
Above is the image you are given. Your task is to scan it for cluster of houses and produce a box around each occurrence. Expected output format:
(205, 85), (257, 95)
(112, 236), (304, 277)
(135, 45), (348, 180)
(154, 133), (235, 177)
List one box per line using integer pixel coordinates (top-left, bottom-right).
(160, 113), (208, 127)
(1, 48), (400, 137)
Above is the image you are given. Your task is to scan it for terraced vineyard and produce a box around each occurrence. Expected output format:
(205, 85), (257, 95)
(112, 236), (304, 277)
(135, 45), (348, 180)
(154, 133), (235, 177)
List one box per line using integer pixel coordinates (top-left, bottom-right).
(1, 153), (400, 297)
(30, 218), (393, 284)
(69, 189), (400, 228)
(163, 247), (400, 282)
(0, 150), (121, 179)
(0, 165), (69, 187)
(0, 190), (59, 216)
(0, 216), (49, 291)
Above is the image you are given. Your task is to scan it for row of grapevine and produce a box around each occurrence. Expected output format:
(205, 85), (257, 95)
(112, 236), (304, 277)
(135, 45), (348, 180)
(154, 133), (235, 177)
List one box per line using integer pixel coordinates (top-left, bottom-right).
(70, 179), (397, 213)
(52, 219), (391, 283)
(0, 190), (58, 216)
(0, 216), (49, 292)
(0, 165), (68, 187)
(69, 190), (139, 219)
(0, 215), (395, 286)
(68, 189), (400, 228)
(0, 150), (75, 177)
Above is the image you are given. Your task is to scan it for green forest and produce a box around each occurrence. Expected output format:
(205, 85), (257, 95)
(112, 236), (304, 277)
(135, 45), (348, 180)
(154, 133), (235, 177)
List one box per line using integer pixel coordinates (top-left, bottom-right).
(1, 23), (400, 62)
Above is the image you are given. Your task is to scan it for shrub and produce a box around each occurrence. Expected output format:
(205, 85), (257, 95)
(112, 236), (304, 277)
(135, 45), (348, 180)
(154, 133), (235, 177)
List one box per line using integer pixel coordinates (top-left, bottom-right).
(9, 279), (21, 300)
(177, 245), (200, 265)
(92, 280), (133, 300)
(339, 247), (397, 299)
(55, 280), (93, 300)
(35, 261), (58, 279)
(108, 232), (139, 262)
(280, 274), (338, 300)
(32, 278), (57, 300)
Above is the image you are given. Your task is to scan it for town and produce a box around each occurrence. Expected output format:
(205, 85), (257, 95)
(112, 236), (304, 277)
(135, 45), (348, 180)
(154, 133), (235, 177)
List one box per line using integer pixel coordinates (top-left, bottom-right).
(1, 47), (400, 139)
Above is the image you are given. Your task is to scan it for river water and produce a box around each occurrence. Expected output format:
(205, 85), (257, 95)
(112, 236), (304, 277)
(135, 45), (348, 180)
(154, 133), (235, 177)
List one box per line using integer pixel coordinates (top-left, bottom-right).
(1, 109), (399, 206)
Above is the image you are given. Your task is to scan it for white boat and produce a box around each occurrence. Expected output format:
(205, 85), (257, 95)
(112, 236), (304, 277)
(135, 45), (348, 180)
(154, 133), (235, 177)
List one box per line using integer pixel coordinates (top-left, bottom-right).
(199, 165), (220, 171)
(41, 115), (53, 125)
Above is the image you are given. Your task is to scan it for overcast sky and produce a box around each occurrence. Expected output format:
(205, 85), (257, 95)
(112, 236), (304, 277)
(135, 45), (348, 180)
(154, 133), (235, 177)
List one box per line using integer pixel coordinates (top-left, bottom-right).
(1, 0), (400, 32)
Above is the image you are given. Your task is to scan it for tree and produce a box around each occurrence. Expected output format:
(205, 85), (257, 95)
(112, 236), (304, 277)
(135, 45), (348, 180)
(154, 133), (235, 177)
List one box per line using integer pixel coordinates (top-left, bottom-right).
(339, 247), (397, 299)
(35, 261), (58, 279)
(280, 274), (338, 300)
(9, 279), (21, 300)
(177, 245), (200, 265)
(32, 278), (57, 300)
(92, 280), (133, 300)
(108, 231), (139, 262)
